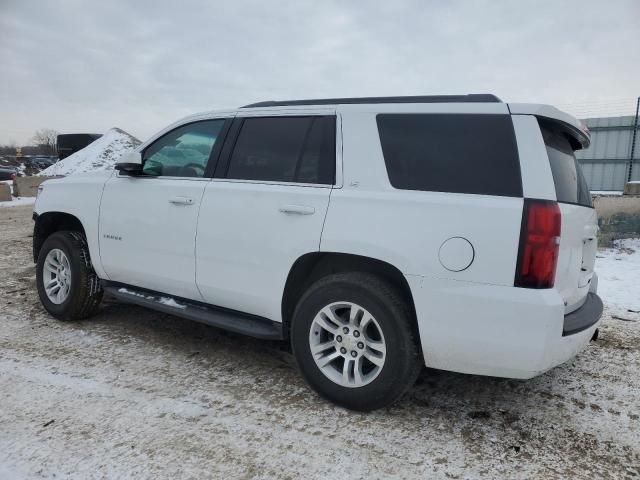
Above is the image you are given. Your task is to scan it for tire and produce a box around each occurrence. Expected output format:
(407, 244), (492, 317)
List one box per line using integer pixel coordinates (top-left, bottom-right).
(291, 272), (421, 411)
(36, 230), (103, 321)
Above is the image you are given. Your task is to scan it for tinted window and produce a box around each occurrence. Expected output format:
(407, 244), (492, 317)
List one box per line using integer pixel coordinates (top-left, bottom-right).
(143, 120), (224, 177)
(541, 125), (592, 207)
(227, 116), (335, 184)
(376, 114), (522, 197)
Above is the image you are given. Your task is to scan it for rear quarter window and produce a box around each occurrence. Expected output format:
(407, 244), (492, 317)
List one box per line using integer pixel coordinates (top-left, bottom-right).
(540, 123), (592, 207)
(376, 114), (522, 197)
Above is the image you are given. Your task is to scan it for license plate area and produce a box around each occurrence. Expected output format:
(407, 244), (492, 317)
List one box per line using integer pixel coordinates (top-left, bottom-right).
(578, 237), (596, 288)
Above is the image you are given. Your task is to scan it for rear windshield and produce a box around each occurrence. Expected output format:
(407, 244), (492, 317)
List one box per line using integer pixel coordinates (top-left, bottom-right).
(540, 124), (592, 207)
(376, 114), (522, 197)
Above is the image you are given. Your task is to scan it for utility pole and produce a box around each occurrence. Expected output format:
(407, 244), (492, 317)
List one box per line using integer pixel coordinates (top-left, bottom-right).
(628, 96), (640, 183)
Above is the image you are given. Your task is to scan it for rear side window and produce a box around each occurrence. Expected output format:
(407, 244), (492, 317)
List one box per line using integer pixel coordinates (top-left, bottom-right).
(540, 124), (592, 207)
(376, 114), (522, 197)
(227, 116), (335, 184)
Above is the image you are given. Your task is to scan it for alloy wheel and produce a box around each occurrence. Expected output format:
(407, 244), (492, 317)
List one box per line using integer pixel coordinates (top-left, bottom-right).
(42, 248), (72, 304)
(309, 301), (387, 388)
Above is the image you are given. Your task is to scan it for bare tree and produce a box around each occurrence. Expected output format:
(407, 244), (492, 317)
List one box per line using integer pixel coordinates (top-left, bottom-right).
(31, 128), (59, 155)
(0, 142), (18, 156)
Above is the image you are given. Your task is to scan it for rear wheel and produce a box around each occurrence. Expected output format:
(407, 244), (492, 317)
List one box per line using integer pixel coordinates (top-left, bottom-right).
(291, 272), (421, 411)
(36, 231), (103, 321)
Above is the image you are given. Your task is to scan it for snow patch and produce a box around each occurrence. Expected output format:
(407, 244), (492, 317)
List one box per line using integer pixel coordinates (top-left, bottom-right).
(591, 190), (623, 196)
(0, 197), (36, 208)
(596, 238), (640, 313)
(117, 288), (187, 310)
(158, 297), (187, 309)
(117, 288), (154, 300)
(39, 128), (140, 176)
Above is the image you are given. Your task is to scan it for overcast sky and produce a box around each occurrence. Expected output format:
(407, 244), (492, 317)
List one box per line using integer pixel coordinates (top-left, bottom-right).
(1, 0), (638, 145)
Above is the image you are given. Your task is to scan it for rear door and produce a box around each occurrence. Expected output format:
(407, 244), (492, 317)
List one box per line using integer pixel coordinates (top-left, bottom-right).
(195, 111), (336, 322)
(540, 122), (598, 312)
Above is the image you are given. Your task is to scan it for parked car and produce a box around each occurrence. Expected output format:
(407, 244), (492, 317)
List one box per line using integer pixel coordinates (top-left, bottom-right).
(28, 156), (57, 169)
(56, 133), (102, 160)
(32, 94), (602, 411)
(0, 166), (17, 181)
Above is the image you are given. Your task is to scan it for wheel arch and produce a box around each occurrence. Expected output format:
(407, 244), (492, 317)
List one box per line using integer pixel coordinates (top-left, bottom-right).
(33, 211), (86, 262)
(281, 252), (418, 341)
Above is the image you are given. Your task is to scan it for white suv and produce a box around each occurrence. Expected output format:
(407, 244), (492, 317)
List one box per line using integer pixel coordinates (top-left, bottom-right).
(33, 95), (603, 411)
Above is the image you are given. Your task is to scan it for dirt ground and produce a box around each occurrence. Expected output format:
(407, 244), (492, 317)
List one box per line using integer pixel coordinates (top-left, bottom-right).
(1, 204), (638, 479)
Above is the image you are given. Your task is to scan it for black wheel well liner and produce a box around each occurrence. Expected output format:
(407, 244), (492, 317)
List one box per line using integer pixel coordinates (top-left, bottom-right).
(281, 252), (418, 341)
(33, 211), (86, 262)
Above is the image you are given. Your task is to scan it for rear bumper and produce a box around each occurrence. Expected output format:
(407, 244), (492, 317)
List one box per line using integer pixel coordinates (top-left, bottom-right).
(563, 292), (603, 336)
(406, 275), (602, 379)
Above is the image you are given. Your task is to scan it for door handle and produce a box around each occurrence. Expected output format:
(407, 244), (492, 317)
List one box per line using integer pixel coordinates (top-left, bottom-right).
(169, 196), (194, 206)
(279, 204), (315, 215)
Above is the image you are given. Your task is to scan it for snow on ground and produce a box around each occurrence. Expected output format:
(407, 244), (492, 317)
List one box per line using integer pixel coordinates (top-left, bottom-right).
(1, 180), (36, 208)
(591, 190), (623, 196)
(596, 238), (640, 314)
(39, 128), (140, 176)
(0, 196), (36, 208)
(0, 205), (638, 479)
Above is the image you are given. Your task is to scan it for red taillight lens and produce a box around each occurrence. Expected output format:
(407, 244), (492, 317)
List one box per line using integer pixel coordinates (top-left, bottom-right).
(515, 200), (561, 289)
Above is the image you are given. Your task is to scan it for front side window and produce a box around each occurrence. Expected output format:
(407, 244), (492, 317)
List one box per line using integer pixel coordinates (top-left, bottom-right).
(226, 116), (335, 184)
(142, 120), (225, 177)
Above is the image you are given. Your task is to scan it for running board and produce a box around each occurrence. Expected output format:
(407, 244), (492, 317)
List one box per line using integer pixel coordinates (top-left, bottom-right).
(103, 283), (283, 340)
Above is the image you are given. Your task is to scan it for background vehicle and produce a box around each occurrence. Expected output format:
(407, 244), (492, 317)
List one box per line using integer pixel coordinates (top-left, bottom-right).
(28, 156), (57, 169)
(56, 133), (102, 160)
(32, 95), (603, 411)
(0, 166), (17, 181)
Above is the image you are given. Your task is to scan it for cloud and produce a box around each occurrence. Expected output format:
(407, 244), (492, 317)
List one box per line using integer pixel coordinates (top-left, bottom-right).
(0, 0), (638, 144)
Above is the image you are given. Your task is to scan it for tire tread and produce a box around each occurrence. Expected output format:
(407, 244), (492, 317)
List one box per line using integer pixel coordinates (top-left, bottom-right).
(37, 230), (103, 321)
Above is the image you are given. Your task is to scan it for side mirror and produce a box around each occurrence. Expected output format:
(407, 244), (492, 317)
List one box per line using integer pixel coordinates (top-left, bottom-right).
(115, 151), (143, 176)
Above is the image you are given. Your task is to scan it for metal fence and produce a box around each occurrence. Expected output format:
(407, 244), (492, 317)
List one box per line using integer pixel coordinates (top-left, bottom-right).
(576, 105), (640, 191)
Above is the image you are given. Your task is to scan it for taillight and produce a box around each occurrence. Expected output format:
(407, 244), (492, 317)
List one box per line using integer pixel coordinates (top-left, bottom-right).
(514, 199), (561, 289)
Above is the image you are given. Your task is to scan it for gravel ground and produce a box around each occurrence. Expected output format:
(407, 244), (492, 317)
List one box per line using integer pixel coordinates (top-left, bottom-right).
(1, 204), (639, 479)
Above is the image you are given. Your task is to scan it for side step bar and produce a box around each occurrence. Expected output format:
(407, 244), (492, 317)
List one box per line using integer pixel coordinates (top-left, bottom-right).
(103, 282), (283, 340)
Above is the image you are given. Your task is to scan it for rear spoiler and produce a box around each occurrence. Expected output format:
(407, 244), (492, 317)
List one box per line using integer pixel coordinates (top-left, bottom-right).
(508, 103), (590, 150)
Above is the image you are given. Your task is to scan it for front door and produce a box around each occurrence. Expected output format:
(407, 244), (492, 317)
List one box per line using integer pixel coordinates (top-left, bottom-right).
(99, 118), (229, 300)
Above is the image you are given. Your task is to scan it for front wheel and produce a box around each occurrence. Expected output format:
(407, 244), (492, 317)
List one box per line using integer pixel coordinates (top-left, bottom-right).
(36, 231), (103, 321)
(291, 273), (421, 411)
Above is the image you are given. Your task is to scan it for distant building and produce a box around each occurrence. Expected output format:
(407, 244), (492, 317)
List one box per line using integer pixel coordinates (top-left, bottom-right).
(577, 115), (639, 191)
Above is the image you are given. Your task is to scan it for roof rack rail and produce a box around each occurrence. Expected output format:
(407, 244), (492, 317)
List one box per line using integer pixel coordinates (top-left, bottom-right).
(241, 94), (501, 108)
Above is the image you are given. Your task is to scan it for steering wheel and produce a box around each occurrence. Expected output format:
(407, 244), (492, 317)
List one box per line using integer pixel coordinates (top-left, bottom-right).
(181, 163), (206, 177)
